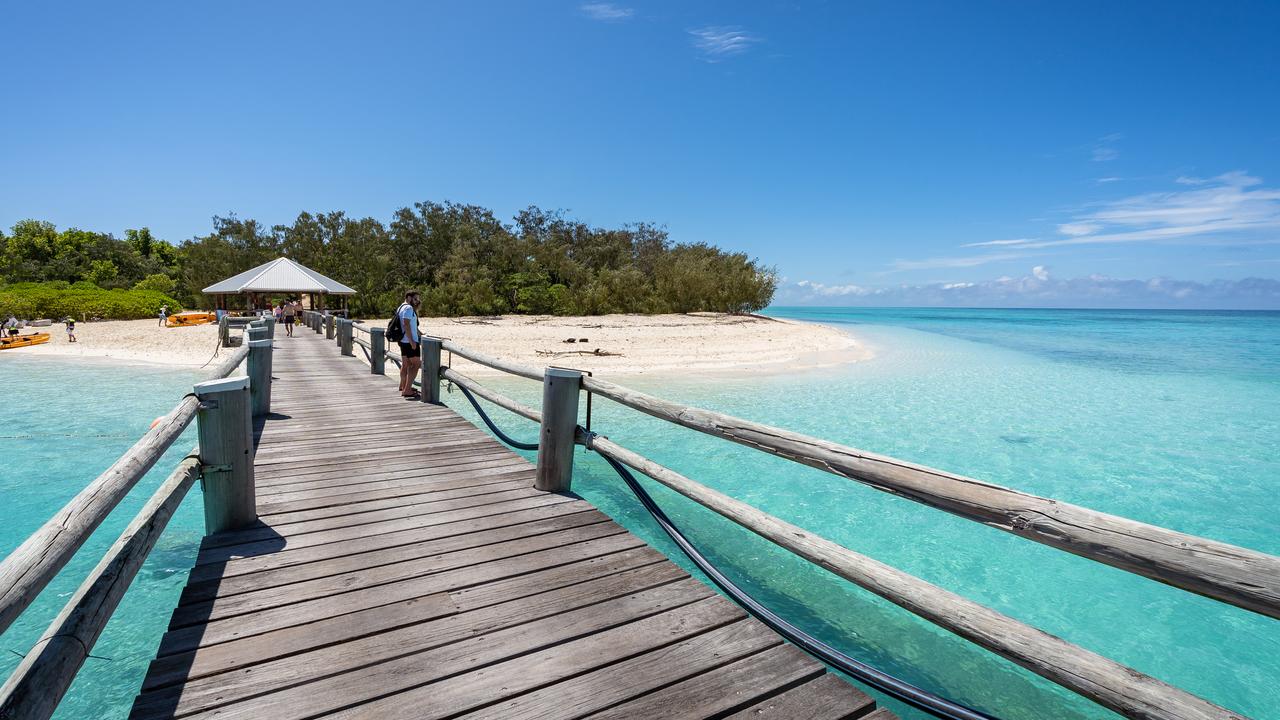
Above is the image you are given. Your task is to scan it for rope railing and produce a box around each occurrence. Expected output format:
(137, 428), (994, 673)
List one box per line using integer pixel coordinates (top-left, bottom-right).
(0, 346), (249, 638)
(0, 340), (258, 720)
(368, 334), (1270, 720)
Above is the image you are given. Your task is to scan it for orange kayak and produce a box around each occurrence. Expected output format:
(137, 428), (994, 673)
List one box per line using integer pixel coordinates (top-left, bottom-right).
(0, 333), (51, 350)
(166, 312), (217, 327)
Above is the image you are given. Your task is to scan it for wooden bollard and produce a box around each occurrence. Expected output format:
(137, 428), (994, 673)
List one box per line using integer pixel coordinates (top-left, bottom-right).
(247, 338), (273, 416)
(535, 368), (581, 492)
(247, 323), (267, 347)
(326, 314), (335, 341)
(264, 316), (276, 339)
(218, 315), (230, 347)
(314, 313), (323, 334)
(339, 319), (352, 356)
(370, 327), (386, 375)
(194, 376), (256, 534)
(421, 338), (442, 403)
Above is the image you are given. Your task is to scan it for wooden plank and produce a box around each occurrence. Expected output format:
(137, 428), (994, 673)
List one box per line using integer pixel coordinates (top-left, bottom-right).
(141, 548), (673, 692)
(457, 618), (785, 720)
(580, 643), (823, 719)
(170, 595), (744, 720)
(187, 495), (584, 583)
(722, 674), (878, 720)
(155, 532), (651, 655)
(170, 519), (624, 625)
(134, 572), (704, 718)
(178, 508), (608, 603)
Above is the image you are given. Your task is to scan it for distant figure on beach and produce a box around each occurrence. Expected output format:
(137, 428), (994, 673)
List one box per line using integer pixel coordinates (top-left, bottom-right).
(64, 317), (77, 343)
(4, 315), (18, 337)
(395, 290), (422, 399)
(282, 298), (296, 337)
(158, 304), (168, 326)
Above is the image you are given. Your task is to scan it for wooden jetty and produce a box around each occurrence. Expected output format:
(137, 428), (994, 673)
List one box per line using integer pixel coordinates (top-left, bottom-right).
(126, 330), (891, 719)
(2, 309), (1276, 720)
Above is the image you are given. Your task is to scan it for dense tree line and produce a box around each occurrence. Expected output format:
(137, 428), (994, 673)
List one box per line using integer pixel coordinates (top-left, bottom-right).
(1, 203), (777, 317)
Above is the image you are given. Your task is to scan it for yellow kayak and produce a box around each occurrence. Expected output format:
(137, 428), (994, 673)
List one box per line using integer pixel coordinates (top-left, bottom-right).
(0, 333), (51, 350)
(166, 312), (217, 327)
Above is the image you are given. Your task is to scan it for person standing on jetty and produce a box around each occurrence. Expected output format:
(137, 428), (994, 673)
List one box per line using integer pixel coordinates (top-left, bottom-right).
(282, 298), (296, 337)
(395, 291), (422, 399)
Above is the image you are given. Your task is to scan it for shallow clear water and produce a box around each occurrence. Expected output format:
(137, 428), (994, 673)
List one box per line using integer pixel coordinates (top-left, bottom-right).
(0, 356), (201, 719)
(2, 309), (1277, 719)
(453, 308), (1280, 720)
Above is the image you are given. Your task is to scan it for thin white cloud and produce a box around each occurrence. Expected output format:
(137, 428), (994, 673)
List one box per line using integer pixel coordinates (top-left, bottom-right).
(1096, 177), (1122, 184)
(950, 171), (1280, 253)
(780, 271), (1280, 309)
(960, 238), (1036, 248)
(688, 26), (760, 61)
(580, 2), (633, 21)
(888, 251), (1030, 272)
(1091, 133), (1122, 162)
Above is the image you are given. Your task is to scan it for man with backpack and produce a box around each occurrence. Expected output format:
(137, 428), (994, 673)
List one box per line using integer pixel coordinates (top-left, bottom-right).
(388, 290), (423, 399)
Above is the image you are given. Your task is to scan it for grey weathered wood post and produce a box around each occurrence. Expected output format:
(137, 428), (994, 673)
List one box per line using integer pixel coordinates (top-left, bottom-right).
(339, 319), (354, 356)
(421, 338), (442, 403)
(247, 338), (273, 416)
(264, 316), (276, 339)
(326, 314), (335, 341)
(370, 327), (386, 374)
(247, 322), (267, 346)
(218, 315), (230, 347)
(535, 368), (582, 492)
(194, 376), (256, 534)
(314, 312), (323, 334)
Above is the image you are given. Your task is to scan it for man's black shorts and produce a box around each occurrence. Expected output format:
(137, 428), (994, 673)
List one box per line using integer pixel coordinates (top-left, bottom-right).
(398, 341), (420, 359)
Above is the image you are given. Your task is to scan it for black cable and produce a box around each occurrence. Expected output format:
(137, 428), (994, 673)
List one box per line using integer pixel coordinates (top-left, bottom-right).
(592, 444), (999, 720)
(452, 382), (539, 451)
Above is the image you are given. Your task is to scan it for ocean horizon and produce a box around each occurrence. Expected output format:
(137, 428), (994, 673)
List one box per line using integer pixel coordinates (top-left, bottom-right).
(2, 307), (1276, 719)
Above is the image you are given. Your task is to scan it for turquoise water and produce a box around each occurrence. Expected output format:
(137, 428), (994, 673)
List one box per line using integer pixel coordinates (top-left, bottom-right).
(2, 309), (1277, 719)
(0, 357), (202, 719)
(452, 308), (1280, 720)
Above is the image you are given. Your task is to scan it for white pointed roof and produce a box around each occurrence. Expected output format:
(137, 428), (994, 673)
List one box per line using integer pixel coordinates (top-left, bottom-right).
(202, 257), (356, 295)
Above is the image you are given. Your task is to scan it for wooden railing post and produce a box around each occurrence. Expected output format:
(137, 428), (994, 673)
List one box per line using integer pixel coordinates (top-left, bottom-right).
(314, 312), (323, 334)
(339, 319), (354, 356)
(421, 338), (442, 403)
(326, 314), (336, 341)
(535, 368), (581, 492)
(194, 376), (256, 534)
(247, 338), (273, 416)
(370, 327), (386, 375)
(264, 316), (276, 339)
(218, 314), (230, 347)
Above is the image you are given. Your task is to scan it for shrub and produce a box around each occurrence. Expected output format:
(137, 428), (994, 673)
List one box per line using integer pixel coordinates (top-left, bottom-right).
(0, 283), (183, 320)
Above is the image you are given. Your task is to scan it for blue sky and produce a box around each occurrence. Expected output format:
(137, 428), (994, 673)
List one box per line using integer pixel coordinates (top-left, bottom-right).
(2, 1), (1279, 307)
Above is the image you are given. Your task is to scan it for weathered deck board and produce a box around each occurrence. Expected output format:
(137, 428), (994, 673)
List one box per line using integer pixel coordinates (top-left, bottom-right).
(129, 331), (891, 719)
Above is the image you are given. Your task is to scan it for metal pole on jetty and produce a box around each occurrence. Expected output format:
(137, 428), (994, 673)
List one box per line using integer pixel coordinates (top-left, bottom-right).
(535, 368), (581, 492)
(247, 338), (273, 416)
(194, 376), (256, 534)
(421, 338), (443, 403)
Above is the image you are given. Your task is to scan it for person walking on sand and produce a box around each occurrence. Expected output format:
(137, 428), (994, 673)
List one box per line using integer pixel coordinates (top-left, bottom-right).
(158, 304), (168, 327)
(282, 298), (296, 337)
(396, 291), (422, 399)
(65, 317), (77, 343)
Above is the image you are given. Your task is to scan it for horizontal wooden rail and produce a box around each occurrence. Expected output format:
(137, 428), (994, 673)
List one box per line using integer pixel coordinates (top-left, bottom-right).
(580, 375), (1280, 619)
(0, 455), (200, 720)
(440, 339), (544, 381)
(442, 367), (542, 423)
(588, 435), (1246, 720)
(0, 347), (248, 637)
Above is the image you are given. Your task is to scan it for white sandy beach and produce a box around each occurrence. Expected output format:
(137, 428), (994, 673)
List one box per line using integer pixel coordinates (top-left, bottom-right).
(0, 313), (868, 375)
